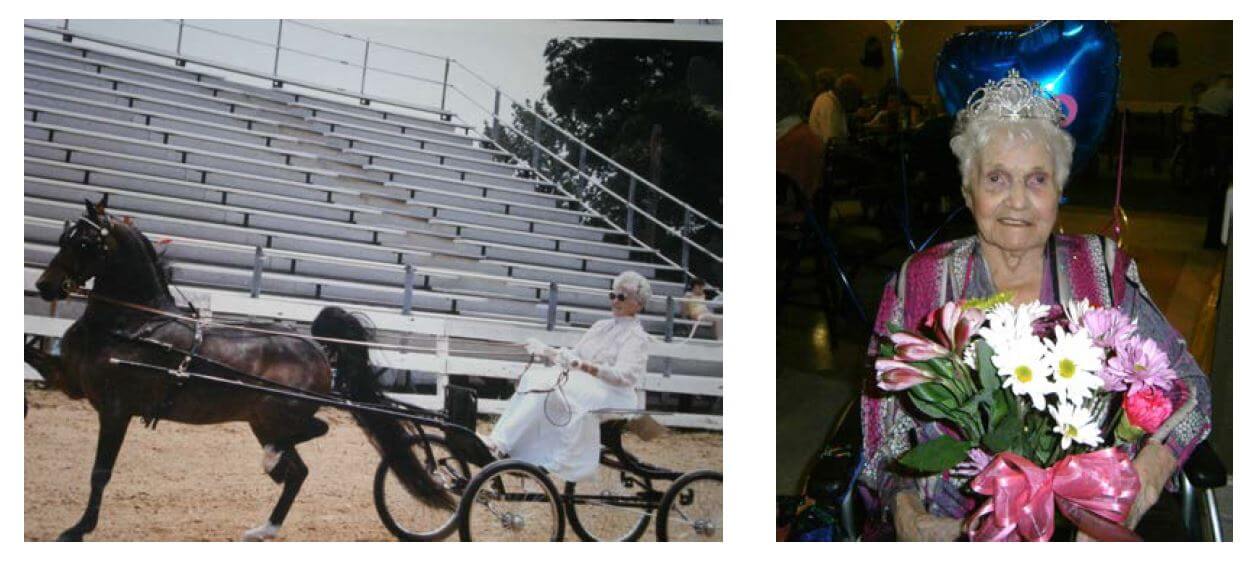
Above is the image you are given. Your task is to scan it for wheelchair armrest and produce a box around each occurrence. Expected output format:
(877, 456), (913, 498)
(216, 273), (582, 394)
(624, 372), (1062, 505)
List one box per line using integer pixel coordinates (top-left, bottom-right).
(805, 446), (858, 507)
(801, 396), (861, 500)
(1183, 441), (1227, 489)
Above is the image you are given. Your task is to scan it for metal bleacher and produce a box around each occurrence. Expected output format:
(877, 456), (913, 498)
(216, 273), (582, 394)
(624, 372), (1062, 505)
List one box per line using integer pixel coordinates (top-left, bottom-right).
(22, 21), (723, 429)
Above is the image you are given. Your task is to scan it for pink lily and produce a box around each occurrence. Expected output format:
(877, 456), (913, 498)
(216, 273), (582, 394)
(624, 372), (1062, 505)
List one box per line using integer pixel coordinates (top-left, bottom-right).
(891, 331), (950, 361)
(876, 359), (935, 391)
(924, 301), (984, 353)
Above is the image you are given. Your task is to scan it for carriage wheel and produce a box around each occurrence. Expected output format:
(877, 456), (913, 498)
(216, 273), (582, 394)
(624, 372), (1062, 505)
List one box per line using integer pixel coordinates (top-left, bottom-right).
(564, 461), (654, 541)
(374, 434), (468, 541)
(458, 459), (564, 542)
(655, 470), (722, 542)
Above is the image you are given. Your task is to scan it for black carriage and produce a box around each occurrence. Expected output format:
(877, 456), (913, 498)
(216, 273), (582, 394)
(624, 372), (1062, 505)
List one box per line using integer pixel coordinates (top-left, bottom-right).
(372, 378), (723, 542)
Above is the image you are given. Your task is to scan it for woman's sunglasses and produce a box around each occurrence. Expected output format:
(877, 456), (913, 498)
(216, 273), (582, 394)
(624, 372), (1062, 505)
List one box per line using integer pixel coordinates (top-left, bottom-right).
(608, 292), (628, 302)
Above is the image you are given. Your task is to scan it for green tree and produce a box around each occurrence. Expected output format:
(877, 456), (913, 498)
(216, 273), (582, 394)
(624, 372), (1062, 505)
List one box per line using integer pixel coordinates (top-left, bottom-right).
(488, 37), (722, 283)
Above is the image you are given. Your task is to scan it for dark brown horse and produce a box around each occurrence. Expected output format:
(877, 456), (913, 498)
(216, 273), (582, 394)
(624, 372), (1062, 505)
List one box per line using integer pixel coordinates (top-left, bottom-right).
(30, 198), (450, 541)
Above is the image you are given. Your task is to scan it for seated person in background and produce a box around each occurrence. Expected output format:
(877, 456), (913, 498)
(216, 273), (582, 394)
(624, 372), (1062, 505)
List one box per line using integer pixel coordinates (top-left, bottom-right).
(1197, 73), (1232, 118)
(864, 81), (923, 135)
(809, 68), (849, 143)
(683, 278), (723, 340)
(484, 271), (653, 482)
(777, 55), (822, 220)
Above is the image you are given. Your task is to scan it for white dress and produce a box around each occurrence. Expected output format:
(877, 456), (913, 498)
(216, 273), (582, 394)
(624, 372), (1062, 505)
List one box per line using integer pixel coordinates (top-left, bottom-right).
(490, 316), (651, 482)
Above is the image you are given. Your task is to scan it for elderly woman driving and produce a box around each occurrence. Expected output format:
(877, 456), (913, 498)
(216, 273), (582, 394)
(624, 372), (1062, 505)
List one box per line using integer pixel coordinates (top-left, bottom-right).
(484, 270), (652, 482)
(859, 71), (1211, 541)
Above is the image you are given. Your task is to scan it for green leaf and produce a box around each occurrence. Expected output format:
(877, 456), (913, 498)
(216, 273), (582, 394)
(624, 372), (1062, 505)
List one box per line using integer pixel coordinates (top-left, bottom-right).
(898, 435), (974, 474)
(982, 405), (1022, 453)
(976, 341), (1000, 394)
(886, 322), (902, 334)
(908, 382), (958, 420)
(985, 388), (1012, 431)
(879, 343), (896, 359)
(927, 358), (957, 381)
(1029, 414), (1060, 467)
(907, 392), (952, 421)
(1114, 414), (1146, 443)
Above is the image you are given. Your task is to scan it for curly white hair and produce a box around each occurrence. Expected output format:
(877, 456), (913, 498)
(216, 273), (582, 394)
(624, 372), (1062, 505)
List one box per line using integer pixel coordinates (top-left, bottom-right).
(612, 270), (652, 307)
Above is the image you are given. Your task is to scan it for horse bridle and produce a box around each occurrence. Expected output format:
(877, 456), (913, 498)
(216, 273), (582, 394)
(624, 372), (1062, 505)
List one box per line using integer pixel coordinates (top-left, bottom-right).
(54, 216), (118, 293)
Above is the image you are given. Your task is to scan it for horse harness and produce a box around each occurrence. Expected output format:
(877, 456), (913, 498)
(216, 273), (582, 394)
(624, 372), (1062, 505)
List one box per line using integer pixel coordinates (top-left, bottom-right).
(79, 292), (448, 432)
(118, 315), (204, 429)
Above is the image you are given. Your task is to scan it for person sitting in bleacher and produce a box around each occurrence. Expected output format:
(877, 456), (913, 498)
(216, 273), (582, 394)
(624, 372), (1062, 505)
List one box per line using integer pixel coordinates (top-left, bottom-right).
(482, 270), (653, 482)
(683, 278), (723, 340)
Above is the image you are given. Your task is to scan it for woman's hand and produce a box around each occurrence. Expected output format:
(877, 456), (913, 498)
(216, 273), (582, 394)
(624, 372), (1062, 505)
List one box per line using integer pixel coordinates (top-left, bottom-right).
(893, 489), (963, 541)
(523, 338), (560, 363)
(555, 348), (578, 369)
(524, 337), (548, 356)
(1076, 441), (1177, 540)
(1126, 442), (1177, 528)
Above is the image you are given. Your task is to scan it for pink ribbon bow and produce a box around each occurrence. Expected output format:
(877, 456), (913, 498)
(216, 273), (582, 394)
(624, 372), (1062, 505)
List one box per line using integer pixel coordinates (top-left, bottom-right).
(965, 449), (1142, 541)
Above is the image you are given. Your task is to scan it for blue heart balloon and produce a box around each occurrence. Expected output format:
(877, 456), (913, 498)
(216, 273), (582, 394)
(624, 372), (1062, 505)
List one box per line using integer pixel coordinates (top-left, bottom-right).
(935, 21), (1121, 175)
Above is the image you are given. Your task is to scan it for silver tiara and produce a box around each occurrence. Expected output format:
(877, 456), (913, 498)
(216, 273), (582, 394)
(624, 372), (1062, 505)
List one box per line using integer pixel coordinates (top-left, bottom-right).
(962, 69), (1064, 125)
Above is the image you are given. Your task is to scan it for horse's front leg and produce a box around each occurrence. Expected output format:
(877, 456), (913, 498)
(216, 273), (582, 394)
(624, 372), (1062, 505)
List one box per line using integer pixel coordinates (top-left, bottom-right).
(58, 406), (130, 541)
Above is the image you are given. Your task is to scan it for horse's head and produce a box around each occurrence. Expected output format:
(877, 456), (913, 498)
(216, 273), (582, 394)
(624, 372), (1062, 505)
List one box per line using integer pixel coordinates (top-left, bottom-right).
(36, 198), (119, 301)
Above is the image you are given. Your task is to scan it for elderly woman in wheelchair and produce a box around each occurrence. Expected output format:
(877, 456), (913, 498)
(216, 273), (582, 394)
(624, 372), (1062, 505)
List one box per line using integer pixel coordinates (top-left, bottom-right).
(857, 71), (1212, 541)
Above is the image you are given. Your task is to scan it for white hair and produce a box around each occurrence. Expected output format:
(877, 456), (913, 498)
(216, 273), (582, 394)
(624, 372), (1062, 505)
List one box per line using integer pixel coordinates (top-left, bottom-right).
(612, 270), (652, 307)
(948, 116), (1075, 196)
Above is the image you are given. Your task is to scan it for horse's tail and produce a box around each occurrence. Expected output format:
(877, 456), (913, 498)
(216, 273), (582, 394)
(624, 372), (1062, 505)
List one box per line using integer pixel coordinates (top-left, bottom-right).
(310, 306), (454, 510)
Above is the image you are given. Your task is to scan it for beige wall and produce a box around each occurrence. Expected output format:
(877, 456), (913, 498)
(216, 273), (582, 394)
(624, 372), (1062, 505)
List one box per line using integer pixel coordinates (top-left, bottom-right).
(778, 20), (1232, 107)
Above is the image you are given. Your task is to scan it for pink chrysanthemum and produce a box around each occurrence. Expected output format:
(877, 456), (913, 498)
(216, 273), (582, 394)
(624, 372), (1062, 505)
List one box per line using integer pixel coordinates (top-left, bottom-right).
(1075, 306), (1138, 349)
(1102, 336), (1177, 395)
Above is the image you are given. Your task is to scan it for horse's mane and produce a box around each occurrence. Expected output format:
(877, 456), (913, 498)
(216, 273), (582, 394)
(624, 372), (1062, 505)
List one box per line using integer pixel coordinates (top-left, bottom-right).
(110, 217), (174, 302)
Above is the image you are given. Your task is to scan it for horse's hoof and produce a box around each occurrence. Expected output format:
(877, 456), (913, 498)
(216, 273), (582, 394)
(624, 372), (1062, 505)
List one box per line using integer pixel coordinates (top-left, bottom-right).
(56, 530), (84, 542)
(242, 522), (280, 542)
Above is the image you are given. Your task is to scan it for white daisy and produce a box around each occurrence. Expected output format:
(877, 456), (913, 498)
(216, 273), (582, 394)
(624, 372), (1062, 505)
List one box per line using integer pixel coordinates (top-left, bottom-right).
(1063, 298), (1093, 332)
(1049, 401), (1104, 449)
(979, 301), (1050, 354)
(962, 342), (977, 370)
(991, 335), (1057, 410)
(1042, 326), (1106, 405)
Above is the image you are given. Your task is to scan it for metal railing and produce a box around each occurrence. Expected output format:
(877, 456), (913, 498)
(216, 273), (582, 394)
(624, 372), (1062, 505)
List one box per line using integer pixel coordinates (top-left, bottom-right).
(445, 62), (723, 290)
(240, 244), (722, 337)
(24, 18), (723, 315)
(29, 20), (457, 121)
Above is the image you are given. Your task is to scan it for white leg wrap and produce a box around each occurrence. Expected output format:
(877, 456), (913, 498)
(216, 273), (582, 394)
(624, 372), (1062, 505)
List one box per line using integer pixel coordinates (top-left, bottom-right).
(242, 521), (281, 541)
(261, 445), (283, 475)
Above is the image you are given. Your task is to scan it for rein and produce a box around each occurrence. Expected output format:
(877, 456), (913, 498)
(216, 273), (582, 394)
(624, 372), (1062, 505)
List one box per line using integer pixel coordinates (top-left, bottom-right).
(67, 289), (526, 356)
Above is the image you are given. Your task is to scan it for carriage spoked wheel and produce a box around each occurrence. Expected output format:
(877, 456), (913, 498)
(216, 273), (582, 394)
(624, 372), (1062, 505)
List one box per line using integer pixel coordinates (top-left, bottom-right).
(655, 470), (723, 541)
(458, 459), (565, 541)
(374, 434), (469, 541)
(564, 460), (654, 541)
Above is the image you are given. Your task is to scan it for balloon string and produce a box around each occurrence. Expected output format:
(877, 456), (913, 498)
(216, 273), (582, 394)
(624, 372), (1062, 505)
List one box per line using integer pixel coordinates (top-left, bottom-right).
(1103, 110), (1128, 249)
(890, 23), (916, 252)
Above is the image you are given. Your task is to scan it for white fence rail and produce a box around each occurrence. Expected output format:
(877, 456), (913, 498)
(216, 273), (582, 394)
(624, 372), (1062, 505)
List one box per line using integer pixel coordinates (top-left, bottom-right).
(23, 273), (722, 430)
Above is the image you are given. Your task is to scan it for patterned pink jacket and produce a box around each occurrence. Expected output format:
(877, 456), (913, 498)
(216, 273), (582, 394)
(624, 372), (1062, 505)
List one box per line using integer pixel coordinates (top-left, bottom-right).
(858, 234), (1211, 539)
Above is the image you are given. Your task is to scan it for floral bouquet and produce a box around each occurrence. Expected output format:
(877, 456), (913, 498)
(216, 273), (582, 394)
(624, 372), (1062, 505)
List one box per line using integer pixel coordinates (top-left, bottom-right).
(875, 296), (1181, 541)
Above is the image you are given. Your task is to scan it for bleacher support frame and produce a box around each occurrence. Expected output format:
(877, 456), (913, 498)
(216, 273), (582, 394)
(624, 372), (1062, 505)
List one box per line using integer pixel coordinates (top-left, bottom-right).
(23, 20), (723, 430)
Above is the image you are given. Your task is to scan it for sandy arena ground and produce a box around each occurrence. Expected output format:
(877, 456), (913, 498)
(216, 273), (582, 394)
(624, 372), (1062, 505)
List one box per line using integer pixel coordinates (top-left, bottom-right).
(24, 388), (722, 541)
